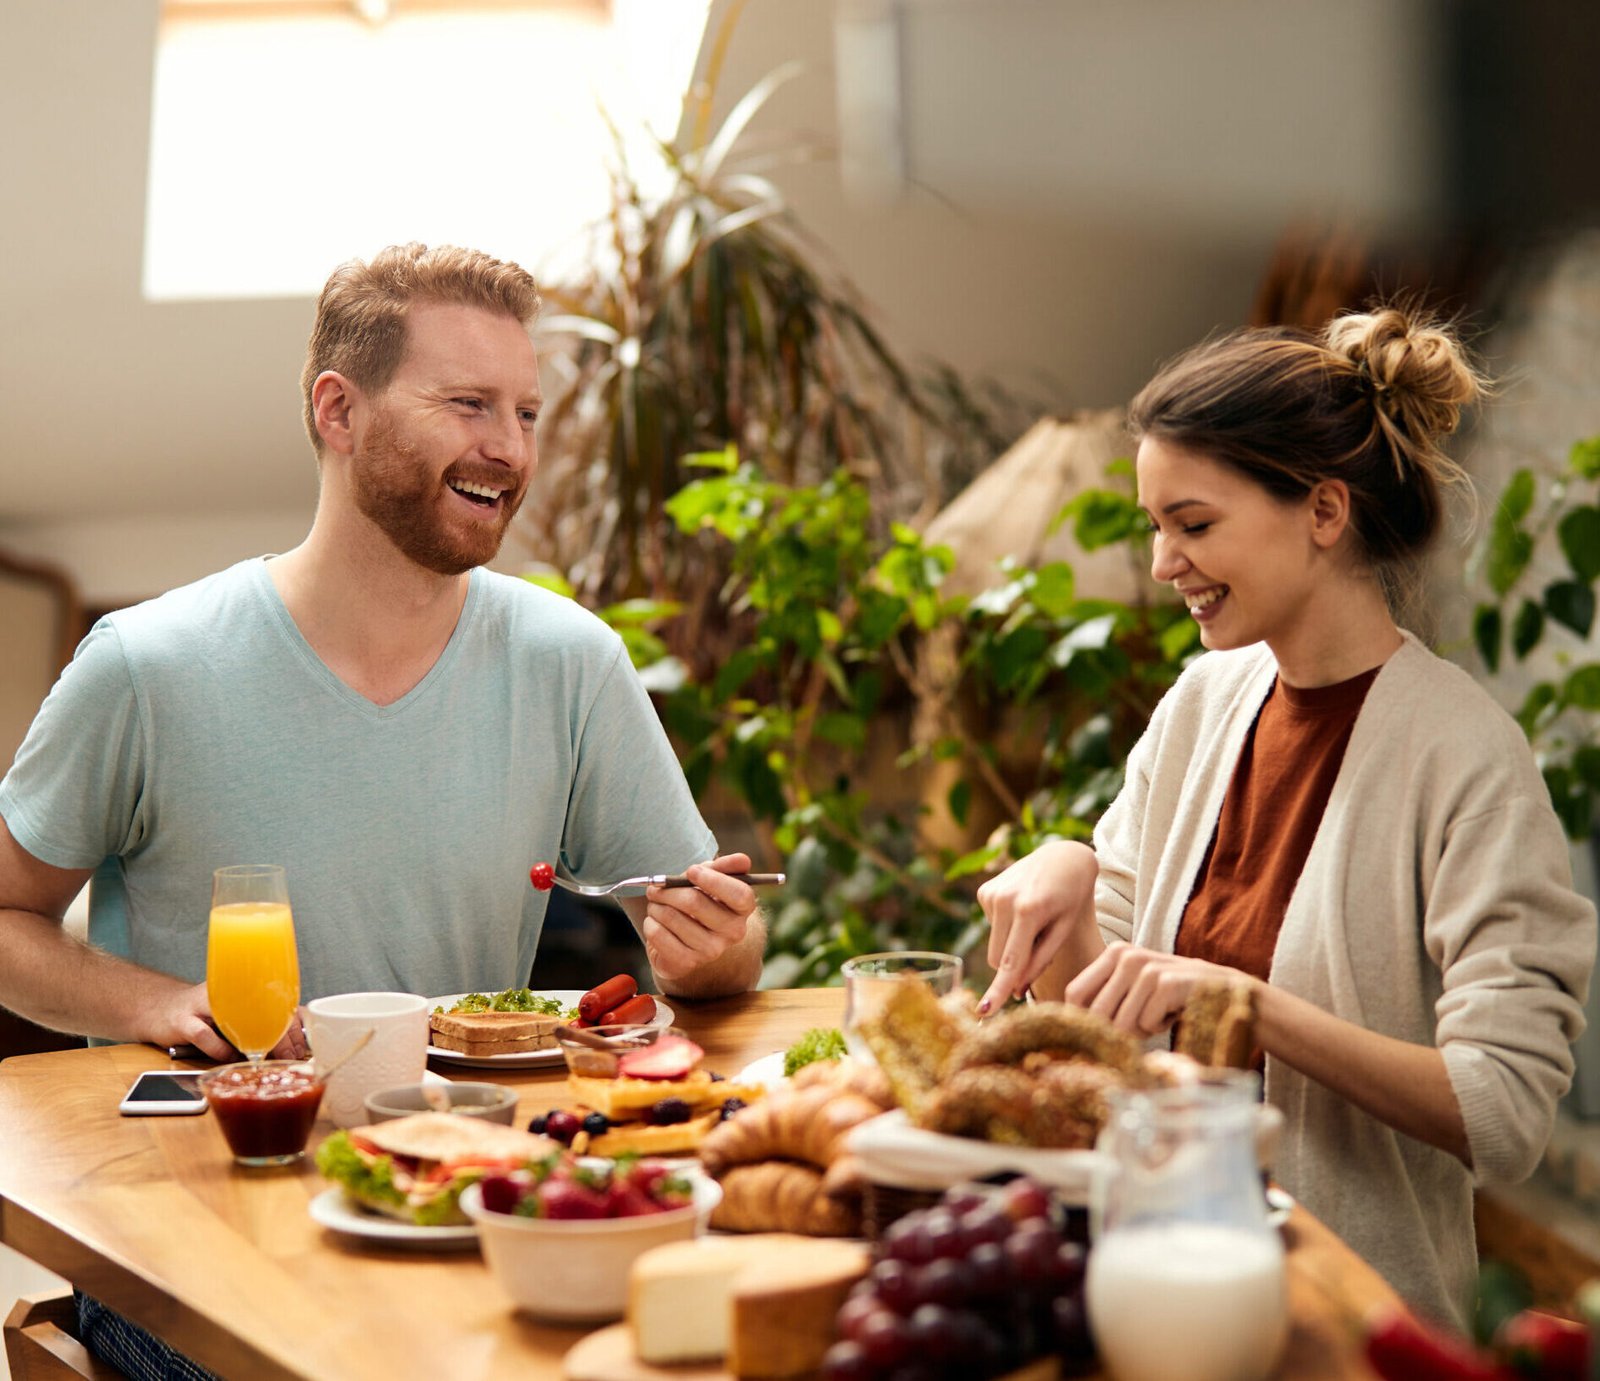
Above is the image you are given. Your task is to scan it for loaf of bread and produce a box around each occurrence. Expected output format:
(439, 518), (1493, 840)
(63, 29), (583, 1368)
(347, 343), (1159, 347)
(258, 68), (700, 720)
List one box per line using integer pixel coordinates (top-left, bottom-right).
(698, 1085), (884, 1177)
(710, 1161), (860, 1237)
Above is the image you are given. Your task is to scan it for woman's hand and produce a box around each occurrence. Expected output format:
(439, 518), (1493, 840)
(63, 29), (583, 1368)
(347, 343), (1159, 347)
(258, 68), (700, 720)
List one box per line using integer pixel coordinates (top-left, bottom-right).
(977, 841), (1101, 1013)
(1066, 942), (1250, 1037)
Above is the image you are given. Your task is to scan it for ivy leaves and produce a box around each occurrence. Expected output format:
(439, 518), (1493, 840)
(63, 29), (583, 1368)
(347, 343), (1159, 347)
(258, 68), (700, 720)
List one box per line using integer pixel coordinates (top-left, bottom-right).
(1473, 436), (1600, 838)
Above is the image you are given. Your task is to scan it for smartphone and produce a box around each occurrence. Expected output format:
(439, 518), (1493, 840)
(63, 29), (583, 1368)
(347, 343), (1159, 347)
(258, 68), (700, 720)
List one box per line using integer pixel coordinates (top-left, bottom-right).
(119, 1070), (208, 1116)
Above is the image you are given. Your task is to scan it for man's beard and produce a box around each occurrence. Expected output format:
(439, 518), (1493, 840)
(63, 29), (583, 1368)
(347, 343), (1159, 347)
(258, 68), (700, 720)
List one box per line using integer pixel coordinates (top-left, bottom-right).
(350, 410), (524, 576)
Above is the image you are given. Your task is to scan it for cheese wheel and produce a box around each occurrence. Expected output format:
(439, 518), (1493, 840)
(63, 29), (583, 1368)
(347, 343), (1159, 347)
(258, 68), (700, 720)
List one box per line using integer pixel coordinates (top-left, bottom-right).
(628, 1234), (868, 1375)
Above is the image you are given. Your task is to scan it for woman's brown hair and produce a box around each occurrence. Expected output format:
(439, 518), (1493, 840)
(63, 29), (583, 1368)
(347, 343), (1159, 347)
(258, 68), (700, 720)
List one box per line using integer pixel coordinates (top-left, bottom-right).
(1128, 304), (1487, 624)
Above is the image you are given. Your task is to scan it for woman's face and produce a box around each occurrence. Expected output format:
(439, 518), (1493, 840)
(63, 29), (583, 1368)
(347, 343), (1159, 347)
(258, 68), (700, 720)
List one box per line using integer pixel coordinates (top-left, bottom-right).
(1135, 436), (1325, 657)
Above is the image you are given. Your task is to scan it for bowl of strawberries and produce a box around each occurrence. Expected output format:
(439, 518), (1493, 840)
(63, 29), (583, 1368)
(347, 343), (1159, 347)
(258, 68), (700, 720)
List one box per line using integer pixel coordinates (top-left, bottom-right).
(460, 1151), (722, 1322)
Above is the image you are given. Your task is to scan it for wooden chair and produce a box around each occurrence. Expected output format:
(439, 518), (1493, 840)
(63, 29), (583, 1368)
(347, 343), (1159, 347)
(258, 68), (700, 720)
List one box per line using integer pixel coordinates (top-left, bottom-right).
(3, 1289), (126, 1381)
(0, 549), (90, 1062)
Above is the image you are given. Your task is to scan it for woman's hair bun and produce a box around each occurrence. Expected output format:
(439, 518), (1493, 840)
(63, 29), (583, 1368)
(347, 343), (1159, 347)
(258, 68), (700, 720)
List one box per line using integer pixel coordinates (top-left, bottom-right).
(1323, 304), (1485, 447)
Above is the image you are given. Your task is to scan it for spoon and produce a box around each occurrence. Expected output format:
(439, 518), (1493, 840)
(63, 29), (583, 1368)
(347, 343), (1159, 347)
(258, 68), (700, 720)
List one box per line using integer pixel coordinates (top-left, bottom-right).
(313, 1026), (375, 1084)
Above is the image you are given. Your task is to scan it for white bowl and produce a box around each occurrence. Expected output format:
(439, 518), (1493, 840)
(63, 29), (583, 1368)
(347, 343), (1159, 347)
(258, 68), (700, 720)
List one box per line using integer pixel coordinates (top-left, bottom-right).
(460, 1173), (722, 1323)
(363, 1081), (517, 1125)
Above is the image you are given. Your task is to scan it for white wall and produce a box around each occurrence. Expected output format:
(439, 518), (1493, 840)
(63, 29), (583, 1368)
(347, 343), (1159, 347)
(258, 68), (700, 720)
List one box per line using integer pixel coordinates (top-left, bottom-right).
(2, 0), (1455, 606)
(692, 0), (1444, 425)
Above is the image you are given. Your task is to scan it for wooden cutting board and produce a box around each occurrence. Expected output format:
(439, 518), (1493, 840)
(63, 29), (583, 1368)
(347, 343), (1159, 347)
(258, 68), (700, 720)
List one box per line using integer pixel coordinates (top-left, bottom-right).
(564, 1324), (731, 1381)
(563, 1325), (1064, 1381)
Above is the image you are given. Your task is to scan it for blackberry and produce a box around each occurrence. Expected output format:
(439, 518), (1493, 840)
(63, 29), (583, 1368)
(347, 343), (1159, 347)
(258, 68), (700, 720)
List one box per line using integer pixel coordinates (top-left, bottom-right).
(646, 1097), (692, 1126)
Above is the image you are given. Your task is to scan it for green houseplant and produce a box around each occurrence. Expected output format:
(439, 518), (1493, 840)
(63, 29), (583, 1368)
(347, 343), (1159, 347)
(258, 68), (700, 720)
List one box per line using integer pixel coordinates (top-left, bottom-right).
(1471, 436), (1600, 839)
(628, 448), (1196, 987)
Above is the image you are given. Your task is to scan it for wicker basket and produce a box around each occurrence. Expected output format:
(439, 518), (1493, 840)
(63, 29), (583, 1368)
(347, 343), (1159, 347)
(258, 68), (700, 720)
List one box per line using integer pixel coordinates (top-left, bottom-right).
(859, 1181), (946, 1241)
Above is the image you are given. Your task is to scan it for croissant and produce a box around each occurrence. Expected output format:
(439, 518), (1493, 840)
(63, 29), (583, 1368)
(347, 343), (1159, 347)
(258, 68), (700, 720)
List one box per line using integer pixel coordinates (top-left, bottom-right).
(698, 1085), (884, 1178)
(710, 1161), (860, 1237)
(791, 1057), (895, 1110)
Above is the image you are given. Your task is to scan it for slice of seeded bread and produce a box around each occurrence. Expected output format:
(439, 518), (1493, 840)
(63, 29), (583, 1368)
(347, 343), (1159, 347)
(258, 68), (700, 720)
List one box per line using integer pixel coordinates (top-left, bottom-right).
(1175, 979), (1258, 1069)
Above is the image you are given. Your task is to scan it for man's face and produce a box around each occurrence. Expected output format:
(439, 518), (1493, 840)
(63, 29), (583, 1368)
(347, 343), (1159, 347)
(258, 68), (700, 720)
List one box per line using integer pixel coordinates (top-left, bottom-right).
(348, 302), (542, 576)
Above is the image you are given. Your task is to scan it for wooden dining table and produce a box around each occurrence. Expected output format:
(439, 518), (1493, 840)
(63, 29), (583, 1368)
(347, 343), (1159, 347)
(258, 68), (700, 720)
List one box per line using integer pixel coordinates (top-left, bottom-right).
(0, 988), (1396, 1380)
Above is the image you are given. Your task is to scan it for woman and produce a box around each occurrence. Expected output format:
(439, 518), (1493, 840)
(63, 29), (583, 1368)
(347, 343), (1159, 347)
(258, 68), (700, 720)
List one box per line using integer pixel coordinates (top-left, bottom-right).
(976, 305), (1596, 1326)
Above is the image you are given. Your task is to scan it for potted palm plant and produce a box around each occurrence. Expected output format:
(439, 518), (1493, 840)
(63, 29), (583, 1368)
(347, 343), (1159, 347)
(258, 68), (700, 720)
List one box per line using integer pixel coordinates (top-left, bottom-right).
(506, 18), (1029, 677)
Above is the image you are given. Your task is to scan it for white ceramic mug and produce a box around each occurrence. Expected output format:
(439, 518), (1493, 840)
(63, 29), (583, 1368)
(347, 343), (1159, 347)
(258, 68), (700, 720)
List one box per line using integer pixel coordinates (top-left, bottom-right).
(304, 991), (431, 1128)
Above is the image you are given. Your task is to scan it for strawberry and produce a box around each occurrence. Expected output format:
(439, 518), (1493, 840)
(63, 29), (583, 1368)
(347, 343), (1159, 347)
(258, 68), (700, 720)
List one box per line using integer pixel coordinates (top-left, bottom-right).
(617, 1035), (704, 1080)
(624, 1160), (671, 1194)
(605, 1183), (660, 1218)
(529, 862), (555, 891)
(1495, 1309), (1590, 1381)
(1365, 1309), (1516, 1381)
(476, 1173), (527, 1216)
(537, 1177), (610, 1220)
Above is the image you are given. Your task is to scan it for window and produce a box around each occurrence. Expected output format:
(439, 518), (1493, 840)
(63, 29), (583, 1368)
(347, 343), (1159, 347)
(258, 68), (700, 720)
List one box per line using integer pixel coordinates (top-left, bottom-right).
(144, 0), (710, 299)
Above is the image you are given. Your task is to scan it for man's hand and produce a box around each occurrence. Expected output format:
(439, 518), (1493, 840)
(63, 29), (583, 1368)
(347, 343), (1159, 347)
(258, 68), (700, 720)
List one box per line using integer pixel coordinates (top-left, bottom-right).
(269, 1006), (311, 1060)
(1065, 941), (1248, 1037)
(145, 982), (237, 1061)
(627, 853), (765, 997)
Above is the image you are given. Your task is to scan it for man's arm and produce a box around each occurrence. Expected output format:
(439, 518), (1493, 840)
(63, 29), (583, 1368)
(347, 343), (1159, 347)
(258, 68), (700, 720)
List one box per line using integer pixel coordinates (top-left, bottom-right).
(619, 854), (767, 999)
(0, 816), (234, 1058)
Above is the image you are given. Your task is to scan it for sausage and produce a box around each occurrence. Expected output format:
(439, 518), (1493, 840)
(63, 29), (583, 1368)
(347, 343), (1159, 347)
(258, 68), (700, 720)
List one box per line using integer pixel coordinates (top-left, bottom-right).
(598, 993), (657, 1027)
(579, 974), (638, 1023)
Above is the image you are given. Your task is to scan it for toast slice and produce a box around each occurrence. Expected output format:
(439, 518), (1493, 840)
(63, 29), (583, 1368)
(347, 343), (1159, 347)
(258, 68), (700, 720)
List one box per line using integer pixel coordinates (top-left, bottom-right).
(430, 1009), (559, 1055)
(430, 1030), (557, 1056)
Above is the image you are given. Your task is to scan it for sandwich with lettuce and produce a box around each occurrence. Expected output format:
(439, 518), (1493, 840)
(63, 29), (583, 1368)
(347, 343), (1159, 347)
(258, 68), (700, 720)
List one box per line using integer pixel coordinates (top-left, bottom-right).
(315, 1112), (557, 1226)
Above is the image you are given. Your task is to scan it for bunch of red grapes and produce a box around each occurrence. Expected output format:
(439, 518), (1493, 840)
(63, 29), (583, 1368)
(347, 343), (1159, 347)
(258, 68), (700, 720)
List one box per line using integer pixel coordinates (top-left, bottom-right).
(822, 1177), (1095, 1381)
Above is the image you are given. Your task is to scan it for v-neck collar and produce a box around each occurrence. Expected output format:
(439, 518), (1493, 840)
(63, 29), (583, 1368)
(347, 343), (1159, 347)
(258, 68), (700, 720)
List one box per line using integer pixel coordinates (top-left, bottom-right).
(249, 557), (481, 718)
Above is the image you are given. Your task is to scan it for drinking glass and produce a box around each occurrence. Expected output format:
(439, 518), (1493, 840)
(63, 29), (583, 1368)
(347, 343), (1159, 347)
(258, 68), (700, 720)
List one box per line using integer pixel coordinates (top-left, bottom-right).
(206, 864), (300, 1063)
(840, 951), (962, 1061)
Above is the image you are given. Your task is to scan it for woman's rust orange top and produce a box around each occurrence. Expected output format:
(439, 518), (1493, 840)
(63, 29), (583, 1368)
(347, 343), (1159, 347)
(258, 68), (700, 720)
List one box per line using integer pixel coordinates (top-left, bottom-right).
(1175, 665), (1381, 982)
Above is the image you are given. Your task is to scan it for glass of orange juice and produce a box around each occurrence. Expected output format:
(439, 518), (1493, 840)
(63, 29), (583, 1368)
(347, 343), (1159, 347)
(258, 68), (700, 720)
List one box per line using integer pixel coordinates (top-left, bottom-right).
(207, 864), (300, 1062)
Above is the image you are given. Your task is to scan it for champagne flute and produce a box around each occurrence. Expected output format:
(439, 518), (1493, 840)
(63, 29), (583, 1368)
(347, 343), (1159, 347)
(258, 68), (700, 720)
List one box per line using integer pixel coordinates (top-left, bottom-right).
(206, 864), (300, 1063)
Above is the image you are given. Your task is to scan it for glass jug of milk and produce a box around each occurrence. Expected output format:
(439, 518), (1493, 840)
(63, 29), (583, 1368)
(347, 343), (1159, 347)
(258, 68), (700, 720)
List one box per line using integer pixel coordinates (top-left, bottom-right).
(1086, 1070), (1288, 1381)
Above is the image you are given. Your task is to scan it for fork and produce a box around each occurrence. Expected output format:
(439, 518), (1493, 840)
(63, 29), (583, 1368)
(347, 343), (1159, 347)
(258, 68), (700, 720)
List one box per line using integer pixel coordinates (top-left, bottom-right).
(552, 871), (785, 898)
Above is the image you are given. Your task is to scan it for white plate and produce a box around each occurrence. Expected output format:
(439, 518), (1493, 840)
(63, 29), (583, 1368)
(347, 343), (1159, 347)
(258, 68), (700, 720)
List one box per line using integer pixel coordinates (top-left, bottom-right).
(426, 990), (675, 1068)
(308, 1188), (479, 1248)
(735, 1051), (789, 1090)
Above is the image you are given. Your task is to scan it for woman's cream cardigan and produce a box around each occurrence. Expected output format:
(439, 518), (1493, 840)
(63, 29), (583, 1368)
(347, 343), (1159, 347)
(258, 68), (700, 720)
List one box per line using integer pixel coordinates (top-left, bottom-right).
(1093, 632), (1596, 1325)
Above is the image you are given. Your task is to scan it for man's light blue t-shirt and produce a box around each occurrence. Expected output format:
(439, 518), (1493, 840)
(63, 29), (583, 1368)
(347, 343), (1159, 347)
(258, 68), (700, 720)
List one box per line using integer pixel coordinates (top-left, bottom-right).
(0, 558), (716, 1000)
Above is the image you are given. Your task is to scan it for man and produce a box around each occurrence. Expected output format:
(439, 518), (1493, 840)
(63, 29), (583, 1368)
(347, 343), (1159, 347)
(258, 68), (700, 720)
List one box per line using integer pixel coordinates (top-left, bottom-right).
(0, 243), (765, 1061)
